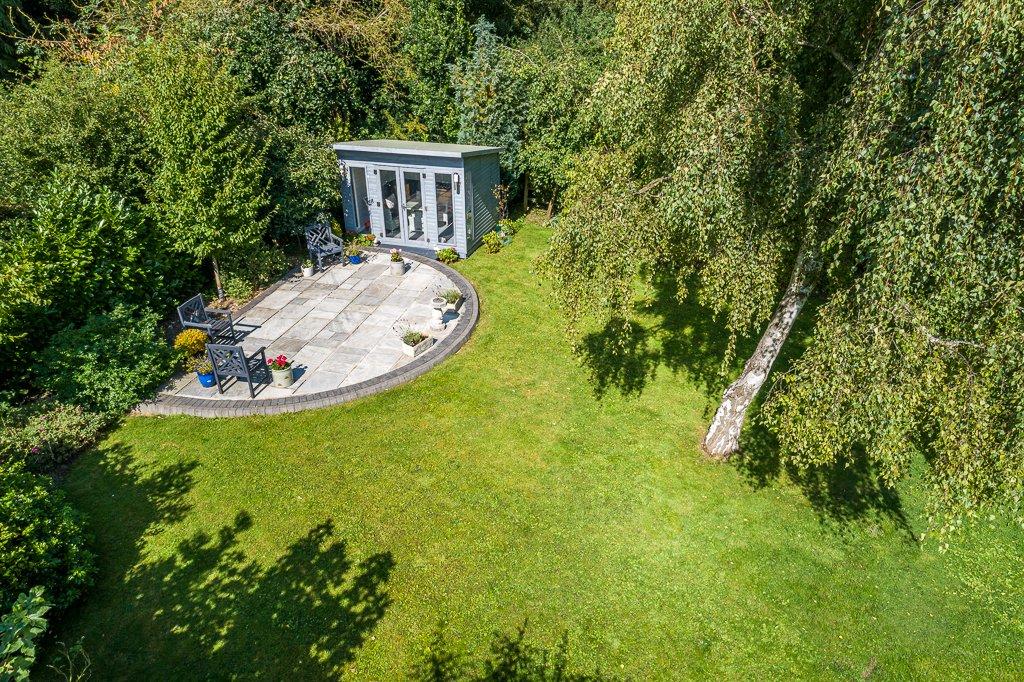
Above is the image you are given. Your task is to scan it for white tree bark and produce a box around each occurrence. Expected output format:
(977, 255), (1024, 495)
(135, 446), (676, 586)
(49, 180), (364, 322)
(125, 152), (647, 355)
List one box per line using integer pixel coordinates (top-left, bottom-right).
(701, 254), (816, 460)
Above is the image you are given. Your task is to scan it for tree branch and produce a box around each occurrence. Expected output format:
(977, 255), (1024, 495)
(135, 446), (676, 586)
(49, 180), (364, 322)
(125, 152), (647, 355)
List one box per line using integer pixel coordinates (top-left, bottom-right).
(797, 40), (855, 75)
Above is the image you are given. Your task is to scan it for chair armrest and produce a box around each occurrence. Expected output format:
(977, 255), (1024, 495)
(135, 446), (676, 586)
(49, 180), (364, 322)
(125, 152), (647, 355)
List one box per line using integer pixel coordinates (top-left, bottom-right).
(205, 307), (233, 323)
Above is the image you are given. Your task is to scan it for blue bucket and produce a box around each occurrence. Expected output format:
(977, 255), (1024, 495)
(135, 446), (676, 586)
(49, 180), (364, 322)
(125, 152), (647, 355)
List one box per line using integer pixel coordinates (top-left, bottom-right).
(197, 372), (216, 388)
(348, 255), (362, 264)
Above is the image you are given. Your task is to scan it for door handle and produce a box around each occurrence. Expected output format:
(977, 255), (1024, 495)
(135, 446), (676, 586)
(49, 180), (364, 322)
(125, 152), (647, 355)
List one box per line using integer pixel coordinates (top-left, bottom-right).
(376, 201), (381, 207)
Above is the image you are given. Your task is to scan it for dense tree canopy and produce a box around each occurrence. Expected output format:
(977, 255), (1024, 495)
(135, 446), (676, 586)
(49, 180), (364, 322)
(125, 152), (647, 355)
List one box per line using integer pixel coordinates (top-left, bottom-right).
(546, 0), (1023, 534)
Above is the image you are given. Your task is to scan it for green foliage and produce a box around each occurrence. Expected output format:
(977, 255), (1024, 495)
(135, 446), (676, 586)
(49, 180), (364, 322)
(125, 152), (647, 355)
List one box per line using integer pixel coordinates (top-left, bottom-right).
(399, 0), (472, 139)
(482, 231), (503, 254)
(453, 19), (526, 178)
(219, 246), (290, 302)
(34, 306), (175, 415)
(547, 0), (834, 347)
(28, 168), (162, 320)
(140, 39), (269, 267)
(436, 248), (460, 264)
(0, 459), (93, 613)
(515, 2), (612, 205)
(765, 0), (1024, 537)
(0, 401), (106, 471)
(0, 586), (50, 682)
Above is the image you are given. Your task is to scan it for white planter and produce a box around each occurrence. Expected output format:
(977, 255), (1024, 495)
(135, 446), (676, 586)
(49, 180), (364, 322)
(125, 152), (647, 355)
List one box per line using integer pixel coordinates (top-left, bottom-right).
(271, 366), (294, 387)
(401, 335), (433, 357)
(302, 266), (315, 278)
(389, 260), (405, 276)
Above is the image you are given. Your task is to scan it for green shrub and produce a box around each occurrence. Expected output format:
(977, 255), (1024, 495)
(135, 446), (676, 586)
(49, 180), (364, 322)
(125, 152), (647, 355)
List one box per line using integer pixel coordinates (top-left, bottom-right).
(0, 586), (50, 682)
(497, 217), (525, 237)
(436, 248), (460, 264)
(0, 401), (107, 471)
(482, 231), (503, 254)
(220, 246), (290, 302)
(34, 306), (175, 415)
(0, 460), (94, 613)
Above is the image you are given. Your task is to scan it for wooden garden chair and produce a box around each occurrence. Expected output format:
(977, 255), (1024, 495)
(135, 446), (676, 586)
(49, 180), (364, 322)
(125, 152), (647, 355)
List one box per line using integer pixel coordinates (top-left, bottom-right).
(177, 294), (236, 341)
(205, 343), (269, 399)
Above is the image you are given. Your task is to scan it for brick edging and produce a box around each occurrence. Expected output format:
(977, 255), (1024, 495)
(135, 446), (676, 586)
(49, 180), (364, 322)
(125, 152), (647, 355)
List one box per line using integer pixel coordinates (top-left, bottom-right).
(136, 248), (479, 418)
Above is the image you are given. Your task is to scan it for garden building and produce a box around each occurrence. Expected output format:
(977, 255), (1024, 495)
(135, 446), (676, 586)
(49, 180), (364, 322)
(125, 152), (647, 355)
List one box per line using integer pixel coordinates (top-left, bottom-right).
(333, 140), (502, 258)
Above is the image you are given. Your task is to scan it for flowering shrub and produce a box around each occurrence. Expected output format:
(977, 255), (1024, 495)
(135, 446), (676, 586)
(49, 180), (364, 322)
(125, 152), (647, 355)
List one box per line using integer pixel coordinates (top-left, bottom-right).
(173, 329), (208, 358)
(390, 248), (403, 262)
(266, 355), (291, 370)
(0, 401), (106, 471)
(436, 248), (459, 264)
(357, 233), (377, 247)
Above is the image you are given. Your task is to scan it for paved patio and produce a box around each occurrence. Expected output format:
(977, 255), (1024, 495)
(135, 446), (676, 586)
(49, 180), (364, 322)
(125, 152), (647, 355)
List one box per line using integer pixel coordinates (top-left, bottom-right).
(161, 251), (465, 402)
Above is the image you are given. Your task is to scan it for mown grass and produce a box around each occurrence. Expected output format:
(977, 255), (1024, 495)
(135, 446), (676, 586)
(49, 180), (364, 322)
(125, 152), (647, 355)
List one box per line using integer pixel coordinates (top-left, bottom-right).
(50, 220), (1023, 679)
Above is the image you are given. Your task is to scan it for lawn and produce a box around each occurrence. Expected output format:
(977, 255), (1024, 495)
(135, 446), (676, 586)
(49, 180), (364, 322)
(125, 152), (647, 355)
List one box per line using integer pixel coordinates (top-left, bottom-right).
(51, 220), (1023, 679)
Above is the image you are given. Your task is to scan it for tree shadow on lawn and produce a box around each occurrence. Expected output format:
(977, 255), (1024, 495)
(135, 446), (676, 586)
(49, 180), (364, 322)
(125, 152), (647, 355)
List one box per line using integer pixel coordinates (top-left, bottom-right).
(578, 278), (751, 403)
(576, 278), (915, 539)
(735, 417), (916, 541)
(59, 443), (394, 678)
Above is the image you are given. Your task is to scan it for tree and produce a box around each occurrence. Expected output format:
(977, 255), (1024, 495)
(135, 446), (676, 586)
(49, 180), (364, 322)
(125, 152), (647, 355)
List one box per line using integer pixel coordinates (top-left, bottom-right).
(765, 0), (1024, 537)
(452, 18), (526, 180)
(547, 0), (862, 446)
(516, 0), (613, 215)
(140, 39), (269, 298)
(548, 0), (1024, 532)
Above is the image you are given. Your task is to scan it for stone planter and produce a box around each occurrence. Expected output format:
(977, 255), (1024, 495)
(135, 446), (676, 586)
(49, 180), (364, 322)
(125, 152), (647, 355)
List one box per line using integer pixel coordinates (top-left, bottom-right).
(302, 265), (315, 278)
(389, 260), (405, 276)
(271, 366), (294, 387)
(401, 335), (433, 358)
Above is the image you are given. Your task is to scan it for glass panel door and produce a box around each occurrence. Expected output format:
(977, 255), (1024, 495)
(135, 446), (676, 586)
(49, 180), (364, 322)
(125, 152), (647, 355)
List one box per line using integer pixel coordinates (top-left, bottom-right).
(351, 166), (371, 233)
(403, 171), (425, 242)
(434, 173), (454, 244)
(379, 169), (401, 238)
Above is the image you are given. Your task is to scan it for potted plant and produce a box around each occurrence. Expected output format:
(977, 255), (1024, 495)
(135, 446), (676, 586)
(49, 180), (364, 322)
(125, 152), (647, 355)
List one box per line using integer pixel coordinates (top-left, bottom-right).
(440, 288), (461, 311)
(301, 258), (316, 278)
(389, 248), (405, 276)
(435, 247), (459, 264)
(345, 245), (363, 265)
(266, 354), (294, 387)
(397, 327), (433, 357)
(189, 357), (216, 388)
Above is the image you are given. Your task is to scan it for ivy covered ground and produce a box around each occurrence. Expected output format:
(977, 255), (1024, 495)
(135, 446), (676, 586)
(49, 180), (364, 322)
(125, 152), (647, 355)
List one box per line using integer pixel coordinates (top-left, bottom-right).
(52, 221), (1023, 679)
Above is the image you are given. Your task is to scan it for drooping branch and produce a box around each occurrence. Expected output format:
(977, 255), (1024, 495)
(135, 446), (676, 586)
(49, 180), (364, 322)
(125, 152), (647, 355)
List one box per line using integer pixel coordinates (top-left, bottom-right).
(796, 40), (856, 75)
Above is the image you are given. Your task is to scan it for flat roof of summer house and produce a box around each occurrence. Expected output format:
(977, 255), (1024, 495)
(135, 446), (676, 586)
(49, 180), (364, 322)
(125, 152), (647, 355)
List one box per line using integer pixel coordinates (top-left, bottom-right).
(331, 140), (502, 158)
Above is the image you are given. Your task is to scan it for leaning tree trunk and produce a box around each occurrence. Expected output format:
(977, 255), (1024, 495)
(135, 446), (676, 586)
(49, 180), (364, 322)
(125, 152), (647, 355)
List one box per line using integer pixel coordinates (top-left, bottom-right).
(701, 253), (816, 460)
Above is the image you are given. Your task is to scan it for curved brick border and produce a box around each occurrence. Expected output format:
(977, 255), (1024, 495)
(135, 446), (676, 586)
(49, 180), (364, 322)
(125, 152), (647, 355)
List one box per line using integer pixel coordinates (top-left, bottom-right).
(136, 248), (478, 418)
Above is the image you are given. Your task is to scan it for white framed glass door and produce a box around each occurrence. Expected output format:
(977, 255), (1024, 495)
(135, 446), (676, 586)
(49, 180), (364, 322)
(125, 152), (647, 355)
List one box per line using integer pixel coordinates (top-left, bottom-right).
(378, 168), (402, 239)
(372, 165), (434, 246)
(402, 170), (425, 243)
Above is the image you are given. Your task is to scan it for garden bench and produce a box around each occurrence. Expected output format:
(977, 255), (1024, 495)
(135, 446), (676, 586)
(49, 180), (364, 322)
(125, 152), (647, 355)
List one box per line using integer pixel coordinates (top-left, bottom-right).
(305, 215), (345, 269)
(178, 294), (236, 341)
(205, 343), (269, 399)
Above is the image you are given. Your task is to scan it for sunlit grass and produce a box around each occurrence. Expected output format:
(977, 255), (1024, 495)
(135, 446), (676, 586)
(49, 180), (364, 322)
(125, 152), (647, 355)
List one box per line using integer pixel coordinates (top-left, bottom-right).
(52, 219), (1023, 679)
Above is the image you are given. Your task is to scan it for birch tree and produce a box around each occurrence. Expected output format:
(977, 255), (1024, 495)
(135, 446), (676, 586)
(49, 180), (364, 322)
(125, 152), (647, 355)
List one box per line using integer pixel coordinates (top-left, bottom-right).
(546, 0), (1024, 530)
